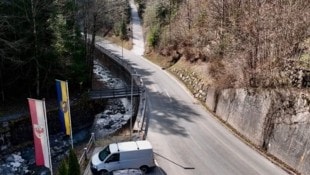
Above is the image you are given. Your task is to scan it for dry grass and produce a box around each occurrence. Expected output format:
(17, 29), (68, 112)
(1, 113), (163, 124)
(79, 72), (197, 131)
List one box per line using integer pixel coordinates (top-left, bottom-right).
(105, 35), (133, 50)
(95, 129), (132, 147)
(144, 50), (213, 87)
(144, 51), (174, 68)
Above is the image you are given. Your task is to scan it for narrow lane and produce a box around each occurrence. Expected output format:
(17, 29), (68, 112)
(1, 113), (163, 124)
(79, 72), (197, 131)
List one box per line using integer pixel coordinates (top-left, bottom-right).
(129, 0), (144, 56)
(96, 40), (289, 175)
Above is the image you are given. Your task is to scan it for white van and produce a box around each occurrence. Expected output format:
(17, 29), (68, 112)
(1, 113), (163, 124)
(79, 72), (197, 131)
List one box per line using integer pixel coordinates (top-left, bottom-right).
(90, 140), (156, 174)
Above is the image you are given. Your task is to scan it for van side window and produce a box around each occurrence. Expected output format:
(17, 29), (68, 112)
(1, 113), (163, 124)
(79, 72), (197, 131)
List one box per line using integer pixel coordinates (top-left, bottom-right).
(105, 153), (120, 163)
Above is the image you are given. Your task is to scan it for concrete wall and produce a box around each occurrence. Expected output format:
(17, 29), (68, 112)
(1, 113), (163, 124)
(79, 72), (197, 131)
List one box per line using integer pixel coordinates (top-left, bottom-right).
(212, 88), (310, 175)
(266, 90), (310, 175)
(94, 47), (132, 85)
(215, 89), (271, 147)
(171, 67), (310, 175)
(269, 118), (310, 174)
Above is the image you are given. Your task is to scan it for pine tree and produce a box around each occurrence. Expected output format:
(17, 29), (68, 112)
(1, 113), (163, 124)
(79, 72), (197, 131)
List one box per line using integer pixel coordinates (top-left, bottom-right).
(58, 158), (68, 175)
(68, 149), (80, 175)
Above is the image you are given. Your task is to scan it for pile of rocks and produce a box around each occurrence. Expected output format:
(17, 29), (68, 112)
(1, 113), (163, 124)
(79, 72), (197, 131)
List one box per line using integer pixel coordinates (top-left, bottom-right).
(93, 98), (131, 139)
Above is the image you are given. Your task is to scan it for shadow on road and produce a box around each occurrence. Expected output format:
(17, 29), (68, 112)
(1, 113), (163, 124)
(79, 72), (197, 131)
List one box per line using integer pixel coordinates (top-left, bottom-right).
(131, 64), (201, 137)
(154, 152), (195, 170)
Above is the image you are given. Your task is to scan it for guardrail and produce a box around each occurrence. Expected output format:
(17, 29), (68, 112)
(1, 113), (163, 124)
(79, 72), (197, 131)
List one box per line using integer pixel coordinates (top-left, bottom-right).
(95, 42), (147, 139)
(79, 133), (95, 166)
(89, 86), (143, 99)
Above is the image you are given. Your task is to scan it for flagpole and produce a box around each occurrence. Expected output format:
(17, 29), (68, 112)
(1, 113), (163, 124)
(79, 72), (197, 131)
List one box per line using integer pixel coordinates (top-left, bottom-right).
(42, 99), (53, 175)
(66, 81), (74, 149)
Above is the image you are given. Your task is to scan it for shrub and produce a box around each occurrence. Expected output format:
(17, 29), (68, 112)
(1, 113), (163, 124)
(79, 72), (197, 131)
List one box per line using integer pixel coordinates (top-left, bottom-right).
(57, 158), (68, 175)
(57, 149), (80, 175)
(147, 25), (160, 47)
(68, 149), (80, 175)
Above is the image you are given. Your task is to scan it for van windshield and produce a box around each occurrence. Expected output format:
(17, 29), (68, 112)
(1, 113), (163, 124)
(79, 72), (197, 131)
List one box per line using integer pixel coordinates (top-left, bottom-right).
(98, 146), (111, 161)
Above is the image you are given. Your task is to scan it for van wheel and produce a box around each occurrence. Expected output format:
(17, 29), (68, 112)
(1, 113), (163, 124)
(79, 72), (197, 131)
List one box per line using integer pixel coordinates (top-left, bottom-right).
(99, 170), (108, 175)
(140, 165), (149, 173)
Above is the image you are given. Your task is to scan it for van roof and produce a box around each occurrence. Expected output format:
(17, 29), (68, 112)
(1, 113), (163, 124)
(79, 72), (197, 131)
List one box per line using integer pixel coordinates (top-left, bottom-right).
(109, 140), (152, 154)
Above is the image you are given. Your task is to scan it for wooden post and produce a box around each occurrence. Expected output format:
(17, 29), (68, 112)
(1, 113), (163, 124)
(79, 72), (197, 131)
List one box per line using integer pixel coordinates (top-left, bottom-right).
(84, 147), (88, 161)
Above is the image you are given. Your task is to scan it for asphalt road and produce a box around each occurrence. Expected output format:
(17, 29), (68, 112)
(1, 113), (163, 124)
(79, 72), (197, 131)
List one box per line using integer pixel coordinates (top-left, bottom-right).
(129, 0), (144, 56)
(96, 40), (290, 175)
(92, 1), (290, 174)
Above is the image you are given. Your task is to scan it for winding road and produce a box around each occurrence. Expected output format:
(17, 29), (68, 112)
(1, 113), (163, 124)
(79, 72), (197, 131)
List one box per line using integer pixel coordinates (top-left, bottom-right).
(95, 1), (290, 175)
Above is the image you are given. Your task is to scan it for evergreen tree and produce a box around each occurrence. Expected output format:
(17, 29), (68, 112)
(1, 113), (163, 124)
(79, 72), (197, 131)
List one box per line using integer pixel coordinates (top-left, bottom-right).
(58, 158), (68, 175)
(0, 0), (88, 102)
(120, 20), (128, 40)
(68, 149), (80, 175)
(0, 0), (56, 98)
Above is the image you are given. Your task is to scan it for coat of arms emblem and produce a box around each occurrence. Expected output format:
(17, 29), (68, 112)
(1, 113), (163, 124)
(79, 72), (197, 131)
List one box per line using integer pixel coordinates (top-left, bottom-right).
(34, 124), (44, 139)
(60, 101), (68, 113)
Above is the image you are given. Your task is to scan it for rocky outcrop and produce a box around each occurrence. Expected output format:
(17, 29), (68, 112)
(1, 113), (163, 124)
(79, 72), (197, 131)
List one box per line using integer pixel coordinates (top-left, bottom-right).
(171, 67), (310, 175)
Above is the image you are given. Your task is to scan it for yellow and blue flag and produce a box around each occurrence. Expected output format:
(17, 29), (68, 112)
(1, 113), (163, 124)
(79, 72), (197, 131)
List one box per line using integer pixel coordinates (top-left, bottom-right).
(55, 80), (71, 135)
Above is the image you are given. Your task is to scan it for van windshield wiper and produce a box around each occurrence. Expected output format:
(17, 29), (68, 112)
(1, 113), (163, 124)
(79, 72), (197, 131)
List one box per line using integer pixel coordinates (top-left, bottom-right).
(99, 147), (110, 161)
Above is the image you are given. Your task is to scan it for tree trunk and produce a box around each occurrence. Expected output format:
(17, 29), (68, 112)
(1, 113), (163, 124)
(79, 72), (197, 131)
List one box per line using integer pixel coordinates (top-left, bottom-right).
(89, 13), (97, 87)
(0, 70), (4, 104)
(31, 0), (40, 97)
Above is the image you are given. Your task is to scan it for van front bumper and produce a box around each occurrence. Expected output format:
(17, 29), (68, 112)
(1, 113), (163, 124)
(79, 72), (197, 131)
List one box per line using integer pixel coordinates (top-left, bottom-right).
(90, 162), (99, 175)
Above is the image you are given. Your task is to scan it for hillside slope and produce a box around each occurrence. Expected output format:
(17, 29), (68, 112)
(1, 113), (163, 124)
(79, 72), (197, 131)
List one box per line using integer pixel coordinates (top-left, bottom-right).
(141, 0), (310, 89)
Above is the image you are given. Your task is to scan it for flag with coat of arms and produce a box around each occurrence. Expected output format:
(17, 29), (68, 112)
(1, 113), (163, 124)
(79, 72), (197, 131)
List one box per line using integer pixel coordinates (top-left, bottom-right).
(27, 98), (52, 170)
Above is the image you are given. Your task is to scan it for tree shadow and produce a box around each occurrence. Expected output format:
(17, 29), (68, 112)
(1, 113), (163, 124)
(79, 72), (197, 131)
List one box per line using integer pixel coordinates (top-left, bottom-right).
(128, 61), (201, 137)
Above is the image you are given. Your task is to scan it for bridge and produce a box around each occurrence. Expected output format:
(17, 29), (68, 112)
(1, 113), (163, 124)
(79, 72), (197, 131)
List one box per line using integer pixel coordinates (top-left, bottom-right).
(88, 86), (143, 99)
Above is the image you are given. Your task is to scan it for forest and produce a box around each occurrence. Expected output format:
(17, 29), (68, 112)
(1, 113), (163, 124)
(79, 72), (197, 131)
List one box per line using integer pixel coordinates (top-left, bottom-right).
(0, 0), (130, 107)
(140, 0), (310, 90)
(1, 0), (310, 107)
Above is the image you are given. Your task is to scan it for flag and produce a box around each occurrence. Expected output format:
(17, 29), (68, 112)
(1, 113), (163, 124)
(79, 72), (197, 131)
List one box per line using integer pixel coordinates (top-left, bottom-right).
(55, 79), (71, 135)
(28, 98), (52, 169)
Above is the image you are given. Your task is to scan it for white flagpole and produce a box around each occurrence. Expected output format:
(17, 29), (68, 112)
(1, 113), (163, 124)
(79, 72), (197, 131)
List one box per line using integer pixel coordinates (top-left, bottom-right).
(42, 99), (53, 175)
(66, 81), (74, 149)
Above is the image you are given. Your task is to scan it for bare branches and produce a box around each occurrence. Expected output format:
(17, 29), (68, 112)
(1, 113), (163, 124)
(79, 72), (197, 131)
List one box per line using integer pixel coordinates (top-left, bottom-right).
(143, 0), (310, 88)
(204, 0), (310, 87)
(78, 0), (129, 86)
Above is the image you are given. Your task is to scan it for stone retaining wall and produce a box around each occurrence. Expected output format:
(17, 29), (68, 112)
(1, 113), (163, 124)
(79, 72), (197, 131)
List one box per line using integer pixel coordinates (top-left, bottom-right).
(171, 68), (310, 175)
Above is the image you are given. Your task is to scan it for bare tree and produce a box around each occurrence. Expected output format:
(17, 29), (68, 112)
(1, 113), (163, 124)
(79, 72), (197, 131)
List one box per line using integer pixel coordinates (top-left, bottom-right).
(80, 0), (128, 85)
(205, 0), (310, 87)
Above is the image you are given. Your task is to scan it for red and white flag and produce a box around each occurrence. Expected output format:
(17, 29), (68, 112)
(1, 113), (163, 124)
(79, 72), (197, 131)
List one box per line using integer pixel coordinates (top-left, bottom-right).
(28, 98), (52, 169)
